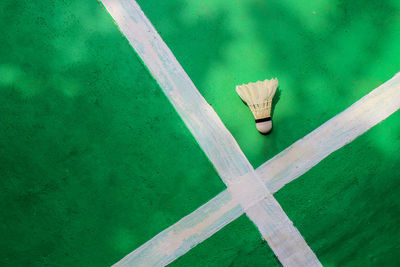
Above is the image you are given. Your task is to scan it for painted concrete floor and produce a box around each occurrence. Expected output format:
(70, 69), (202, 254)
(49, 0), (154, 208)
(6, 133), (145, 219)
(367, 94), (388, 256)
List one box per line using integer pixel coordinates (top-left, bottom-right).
(1, 0), (399, 266)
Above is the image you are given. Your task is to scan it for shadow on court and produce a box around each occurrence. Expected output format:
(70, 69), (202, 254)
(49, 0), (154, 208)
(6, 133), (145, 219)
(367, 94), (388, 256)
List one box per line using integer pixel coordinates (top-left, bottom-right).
(0, 0), (399, 266)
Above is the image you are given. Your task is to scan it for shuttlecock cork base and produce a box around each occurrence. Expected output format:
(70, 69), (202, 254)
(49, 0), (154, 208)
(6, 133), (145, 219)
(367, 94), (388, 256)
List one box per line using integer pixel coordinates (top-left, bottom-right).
(236, 78), (278, 135)
(255, 117), (272, 135)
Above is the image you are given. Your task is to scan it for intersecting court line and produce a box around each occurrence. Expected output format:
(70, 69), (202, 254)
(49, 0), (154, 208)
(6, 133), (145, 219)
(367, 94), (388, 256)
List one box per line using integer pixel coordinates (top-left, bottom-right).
(100, 0), (322, 266)
(109, 72), (400, 266)
(99, 0), (325, 266)
(100, 0), (400, 266)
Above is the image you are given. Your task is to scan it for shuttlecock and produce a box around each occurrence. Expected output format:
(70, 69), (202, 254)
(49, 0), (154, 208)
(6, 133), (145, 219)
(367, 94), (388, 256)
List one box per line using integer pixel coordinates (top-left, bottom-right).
(236, 78), (278, 134)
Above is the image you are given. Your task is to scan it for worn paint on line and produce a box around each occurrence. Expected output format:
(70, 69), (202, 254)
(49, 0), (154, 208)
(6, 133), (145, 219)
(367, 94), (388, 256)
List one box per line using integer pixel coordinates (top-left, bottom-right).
(115, 191), (242, 266)
(246, 198), (321, 266)
(112, 72), (400, 267)
(100, 0), (321, 266)
(99, 0), (251, 185)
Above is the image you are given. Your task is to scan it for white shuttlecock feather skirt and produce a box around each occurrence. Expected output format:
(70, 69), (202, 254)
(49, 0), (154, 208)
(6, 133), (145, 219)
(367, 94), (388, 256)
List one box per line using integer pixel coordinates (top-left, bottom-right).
(236, 78), (278, 134)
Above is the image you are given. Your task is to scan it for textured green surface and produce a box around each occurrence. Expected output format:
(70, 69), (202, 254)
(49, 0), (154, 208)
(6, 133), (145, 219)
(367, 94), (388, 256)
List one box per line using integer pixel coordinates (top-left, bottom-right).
(0, 1), (225, 266)
(1, 0), (400, 266)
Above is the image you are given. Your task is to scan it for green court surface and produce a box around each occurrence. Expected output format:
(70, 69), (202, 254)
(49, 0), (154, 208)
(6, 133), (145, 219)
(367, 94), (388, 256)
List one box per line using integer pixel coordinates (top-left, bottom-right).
(1, 0), (399, 266)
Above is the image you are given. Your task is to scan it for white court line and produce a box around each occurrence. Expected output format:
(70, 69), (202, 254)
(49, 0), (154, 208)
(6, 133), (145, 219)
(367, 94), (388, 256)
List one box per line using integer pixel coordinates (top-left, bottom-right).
(100, 0), (321, 266)
(109, 70), (400, 267)
(115, 190), (242, 266)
